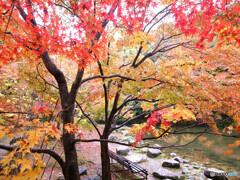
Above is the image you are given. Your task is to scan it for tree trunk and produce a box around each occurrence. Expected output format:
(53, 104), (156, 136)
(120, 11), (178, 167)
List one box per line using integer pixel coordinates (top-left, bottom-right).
(100, 140), (111, 180)
(62, 106), (80, 180)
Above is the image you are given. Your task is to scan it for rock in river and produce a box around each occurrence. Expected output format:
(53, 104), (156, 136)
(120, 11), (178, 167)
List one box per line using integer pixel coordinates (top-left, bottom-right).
(153, 168), (185, 180)
(162, 159), (180, 168)
(127, 154), (147, 163)
(147, 148), (162, 158)
(116, 146), (130, 156)
(204, 168), (228, 180)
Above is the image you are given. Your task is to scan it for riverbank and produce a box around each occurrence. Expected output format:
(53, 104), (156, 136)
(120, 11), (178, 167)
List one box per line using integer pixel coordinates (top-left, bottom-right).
(0, 125), (239, 179)
(108, 126), (240, 180)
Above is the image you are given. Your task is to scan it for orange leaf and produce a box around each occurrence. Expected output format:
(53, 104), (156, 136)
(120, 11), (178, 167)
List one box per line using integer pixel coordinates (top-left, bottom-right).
(44, 109), (51, 117)
(56, 116), (61, 122)
(223, 149), (233, 157)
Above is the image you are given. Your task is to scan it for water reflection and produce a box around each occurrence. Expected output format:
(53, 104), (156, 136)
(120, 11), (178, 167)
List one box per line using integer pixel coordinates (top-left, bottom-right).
(149, 127), (240, 172)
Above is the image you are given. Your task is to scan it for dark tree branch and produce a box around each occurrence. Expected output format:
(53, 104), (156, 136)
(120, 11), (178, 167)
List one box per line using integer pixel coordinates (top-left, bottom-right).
(3, 31), (41, 51)
(75, 101), (101, 137)
(117, 103), (140, 121)
(81, 74), (135, 84)
(0, 144), (65, 171)
(117, 96), (163, 112)
(40, 51), (69, 109)
(182, 45), (207, 54)
(36, 62), (59, 89)
(69, 68), (84, 103)
(94, 1), (119, 41)
(97, 60), (109, 124)
(143, 4), (171, 31)
(170, 131), (239, 138)
(72, 130), (203, 150)
(147, 11), (171, 34)
(133, 41), (191, 68)
(116, 96), (135, 112)
(14, 0), (70, 109)
(0, 111), (29, 114)
(104, 80), (123, 136)
(119, 63), (131, 69)
(1, 9), (9, 15)
(111, 104), (175, 132)
(111, 95), (134, 127)
(132, 45), (143, 67)
(2, 2), (15, 47)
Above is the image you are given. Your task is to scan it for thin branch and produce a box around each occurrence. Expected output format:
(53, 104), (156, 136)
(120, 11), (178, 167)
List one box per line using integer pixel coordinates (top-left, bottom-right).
(147, 11), (171, 34)
(143, 4), (171, 31)
(2, 2), (15, 48)
(81, 74), (135, 84)
(117, 96), (163, 112)
(48, 151), (64, 180)
(1, 9), (9, 15)
(97, 60), (109, 124)
(182, 45), (207, 54)
(119, 62), (131, 69)
(133, 41), (190, 68)
(75, 101), (101, 137)
(160, 133), (204, 149)
(115, 103), (140, 124)
(104, 80), (123, 136)
(94, 0), (119, 41)
(0, 111), (29, 114)
(72, 131), (203, 150)
(170, 131), (239, 138)
(36, 62), (59, 89)
(132, 45), (143, 67)
(111, 104), (175, 132)
(41, 140), (60, 178)
(14, 0), (69, 108)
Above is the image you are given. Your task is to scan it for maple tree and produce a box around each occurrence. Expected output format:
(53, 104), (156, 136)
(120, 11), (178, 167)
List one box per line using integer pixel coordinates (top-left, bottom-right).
(0, 0), (239, 180)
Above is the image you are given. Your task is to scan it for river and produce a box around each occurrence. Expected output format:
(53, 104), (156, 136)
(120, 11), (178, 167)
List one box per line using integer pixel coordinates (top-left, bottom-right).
(149, 127), (240, 174)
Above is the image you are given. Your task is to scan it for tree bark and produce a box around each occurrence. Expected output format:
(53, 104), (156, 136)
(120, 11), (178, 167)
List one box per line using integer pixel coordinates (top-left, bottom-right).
(100, 139), (111, 180)
(62, 106), (80, 180)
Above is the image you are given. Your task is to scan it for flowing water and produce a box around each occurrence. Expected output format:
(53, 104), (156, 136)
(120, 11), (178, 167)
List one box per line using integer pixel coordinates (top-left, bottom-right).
(149, 127), (240, 174)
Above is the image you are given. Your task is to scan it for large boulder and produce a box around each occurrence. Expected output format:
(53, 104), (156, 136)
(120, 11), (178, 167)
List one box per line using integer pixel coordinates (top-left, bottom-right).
(127, 155), (147, 163)
(173, 157), (188, 163)
(116, 147), (130, 156)
(162, 159), (180, 168)
(109, 135), (118, 142)
(204, 168), (228, 180)
(153, 168), (185, 180)
(147, 148), (162, 158)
